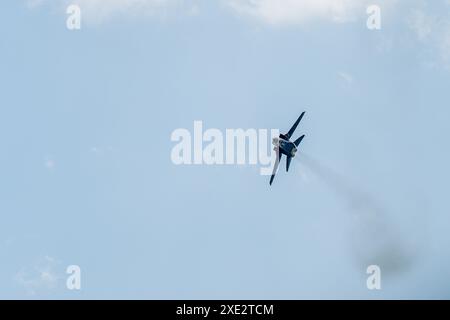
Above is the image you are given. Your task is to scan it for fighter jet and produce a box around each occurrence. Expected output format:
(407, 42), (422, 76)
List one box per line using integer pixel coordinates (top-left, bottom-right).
(270, 112), (306, 185)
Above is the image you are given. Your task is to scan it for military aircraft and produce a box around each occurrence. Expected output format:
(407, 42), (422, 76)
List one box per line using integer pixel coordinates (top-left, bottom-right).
(270, 112), (306, 185)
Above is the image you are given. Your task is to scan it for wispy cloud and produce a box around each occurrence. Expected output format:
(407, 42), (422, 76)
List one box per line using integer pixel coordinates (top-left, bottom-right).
(14, 256), (62, 296)
(27, 0), (395, 24)
(407, 2), (450, 69)
(338, 72), (354, 86)
(224, 0), (396, 25)
(408, 9), (434, 41)
(25, 0), (450, 70)
(44, 157), (56, 170)
(27, 0), (201, 22)
(26, 0), (47, 9)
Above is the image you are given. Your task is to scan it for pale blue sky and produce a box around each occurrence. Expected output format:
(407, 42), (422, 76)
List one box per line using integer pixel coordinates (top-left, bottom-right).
(1, 0), (450, 299)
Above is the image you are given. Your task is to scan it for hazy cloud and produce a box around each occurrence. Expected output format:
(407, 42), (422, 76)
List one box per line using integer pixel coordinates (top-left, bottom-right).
(224, 0), (397, 25)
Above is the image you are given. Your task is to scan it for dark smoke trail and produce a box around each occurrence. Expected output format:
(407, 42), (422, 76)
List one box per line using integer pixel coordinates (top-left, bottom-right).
(298, 153), (415, 276)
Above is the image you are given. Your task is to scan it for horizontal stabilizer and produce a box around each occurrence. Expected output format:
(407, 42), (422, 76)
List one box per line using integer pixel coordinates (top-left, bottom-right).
(294, 134), (305, 147)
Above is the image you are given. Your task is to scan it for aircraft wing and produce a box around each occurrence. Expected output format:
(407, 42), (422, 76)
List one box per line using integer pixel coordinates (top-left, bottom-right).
(269, 148), (282, 185)
(285, 112), (305, 140)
